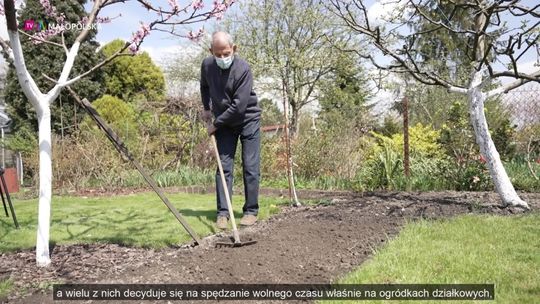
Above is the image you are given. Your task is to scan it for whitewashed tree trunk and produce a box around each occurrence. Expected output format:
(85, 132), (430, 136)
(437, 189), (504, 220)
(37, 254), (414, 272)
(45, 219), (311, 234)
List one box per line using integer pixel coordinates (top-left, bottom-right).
(468, 71), (529, 209)
(35, 105), (53, 266)
(7, 27), (62, 267)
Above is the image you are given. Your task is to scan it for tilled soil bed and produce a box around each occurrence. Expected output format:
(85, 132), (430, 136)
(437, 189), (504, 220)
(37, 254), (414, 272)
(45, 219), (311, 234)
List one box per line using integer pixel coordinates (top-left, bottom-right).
(1, 191), (538, 303)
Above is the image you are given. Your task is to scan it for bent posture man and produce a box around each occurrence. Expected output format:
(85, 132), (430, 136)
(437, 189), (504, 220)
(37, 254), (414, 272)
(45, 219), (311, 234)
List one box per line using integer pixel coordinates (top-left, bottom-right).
(200, 31), (262, 229)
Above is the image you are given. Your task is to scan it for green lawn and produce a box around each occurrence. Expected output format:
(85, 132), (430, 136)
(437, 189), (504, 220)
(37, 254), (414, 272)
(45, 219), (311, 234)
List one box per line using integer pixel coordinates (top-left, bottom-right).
(0, 192), (286, 252)
(322, 213), (540, 304)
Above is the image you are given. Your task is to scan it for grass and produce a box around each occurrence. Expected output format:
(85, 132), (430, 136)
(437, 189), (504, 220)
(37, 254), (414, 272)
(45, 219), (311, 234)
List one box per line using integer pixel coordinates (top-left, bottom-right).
(0, 279), (13, 300)
(321, 213), (540, 304)
(116, 168), (215, 188)
(505, 160), (540, 191)
(263, 160), (538, 192)
(0, 192), (286, 253)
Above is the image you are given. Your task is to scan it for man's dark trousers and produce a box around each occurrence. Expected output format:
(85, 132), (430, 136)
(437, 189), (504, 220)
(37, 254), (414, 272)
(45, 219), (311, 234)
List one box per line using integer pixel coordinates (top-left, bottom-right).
(215, 118), (260, 218)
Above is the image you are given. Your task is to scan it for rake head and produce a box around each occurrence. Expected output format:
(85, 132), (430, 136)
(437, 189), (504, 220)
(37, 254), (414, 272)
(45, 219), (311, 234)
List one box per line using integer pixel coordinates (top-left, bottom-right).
(215, 239), (257, 248)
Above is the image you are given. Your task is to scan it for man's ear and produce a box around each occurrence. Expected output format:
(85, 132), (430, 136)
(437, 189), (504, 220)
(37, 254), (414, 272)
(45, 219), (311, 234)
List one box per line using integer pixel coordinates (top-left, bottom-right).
(233, 44), (237, 53)
(208, 47), (213, 55)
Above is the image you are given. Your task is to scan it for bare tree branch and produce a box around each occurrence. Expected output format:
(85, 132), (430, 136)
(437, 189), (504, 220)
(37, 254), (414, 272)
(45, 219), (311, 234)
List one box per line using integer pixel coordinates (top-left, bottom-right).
(17, 29), (65, 49)
(54, 42), (134, 87)
(329, 0), (540, 96)
(487, 69), (540, 97)
(0, 37), (13, 65)
(74, 0), (103, 44)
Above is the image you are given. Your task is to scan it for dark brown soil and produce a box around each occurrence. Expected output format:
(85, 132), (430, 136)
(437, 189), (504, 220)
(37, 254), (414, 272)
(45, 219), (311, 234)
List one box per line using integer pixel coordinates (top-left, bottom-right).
(1, 191), (538, 304)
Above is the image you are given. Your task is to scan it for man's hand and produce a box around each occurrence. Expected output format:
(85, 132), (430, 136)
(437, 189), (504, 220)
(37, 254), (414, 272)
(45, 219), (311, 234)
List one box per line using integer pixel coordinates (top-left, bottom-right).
(202, 110), (212, 123)
(207, 123), (217, 136)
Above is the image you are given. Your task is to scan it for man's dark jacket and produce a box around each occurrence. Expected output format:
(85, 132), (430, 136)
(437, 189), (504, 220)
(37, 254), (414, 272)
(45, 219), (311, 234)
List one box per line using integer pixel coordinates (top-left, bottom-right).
(200, 56), (262, 128)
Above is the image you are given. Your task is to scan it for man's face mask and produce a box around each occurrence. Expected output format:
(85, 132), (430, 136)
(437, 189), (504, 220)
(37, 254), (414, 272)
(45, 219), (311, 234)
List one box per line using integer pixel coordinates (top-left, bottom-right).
(215, 54), (234, 69)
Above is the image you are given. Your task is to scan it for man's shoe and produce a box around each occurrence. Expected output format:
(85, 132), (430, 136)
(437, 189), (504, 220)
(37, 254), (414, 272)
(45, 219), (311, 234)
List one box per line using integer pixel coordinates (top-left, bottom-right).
(240, 214), (257, 226)
(216, 216), (228, 230)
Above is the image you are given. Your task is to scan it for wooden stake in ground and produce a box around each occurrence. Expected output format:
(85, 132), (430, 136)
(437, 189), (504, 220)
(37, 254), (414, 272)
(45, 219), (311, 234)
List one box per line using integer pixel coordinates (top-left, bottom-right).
(403, 96), (410, 181)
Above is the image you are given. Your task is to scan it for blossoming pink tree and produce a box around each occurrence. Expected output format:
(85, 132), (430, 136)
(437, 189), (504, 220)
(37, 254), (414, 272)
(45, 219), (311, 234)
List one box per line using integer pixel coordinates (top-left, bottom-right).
(0, 0), (234, 267)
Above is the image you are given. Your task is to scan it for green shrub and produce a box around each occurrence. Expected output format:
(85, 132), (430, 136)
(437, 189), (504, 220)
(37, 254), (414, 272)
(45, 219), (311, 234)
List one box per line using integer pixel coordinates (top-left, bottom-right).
(492, 118), (517, 161)
(368, 134), (402, 190)
(452, 159), (492, 191)
(92, 95), (136, 127)
(360, 123), (447, 190)
(395, 156), (454, 191)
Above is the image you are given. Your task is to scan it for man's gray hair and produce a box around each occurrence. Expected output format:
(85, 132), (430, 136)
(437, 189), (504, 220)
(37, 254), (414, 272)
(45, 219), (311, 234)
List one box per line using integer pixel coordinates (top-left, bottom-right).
(210, 31), (234, 48)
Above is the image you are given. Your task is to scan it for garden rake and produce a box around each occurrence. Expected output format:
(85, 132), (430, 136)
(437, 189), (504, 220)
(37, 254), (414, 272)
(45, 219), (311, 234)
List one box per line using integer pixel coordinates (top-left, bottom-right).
(209, 133), (257, 248)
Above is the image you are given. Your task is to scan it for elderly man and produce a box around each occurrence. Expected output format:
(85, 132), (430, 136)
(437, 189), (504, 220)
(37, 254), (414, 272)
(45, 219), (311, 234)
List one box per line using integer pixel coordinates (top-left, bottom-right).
(200, 31), (262, 229)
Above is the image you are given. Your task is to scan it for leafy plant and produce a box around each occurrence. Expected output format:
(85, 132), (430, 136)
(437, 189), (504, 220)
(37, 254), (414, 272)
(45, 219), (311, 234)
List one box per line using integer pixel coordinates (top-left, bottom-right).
(366, 132), (403, 190)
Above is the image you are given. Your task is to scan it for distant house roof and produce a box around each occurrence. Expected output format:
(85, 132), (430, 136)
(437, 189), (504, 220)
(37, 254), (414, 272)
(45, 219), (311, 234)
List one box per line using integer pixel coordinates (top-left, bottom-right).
(261, 124), (285, 133)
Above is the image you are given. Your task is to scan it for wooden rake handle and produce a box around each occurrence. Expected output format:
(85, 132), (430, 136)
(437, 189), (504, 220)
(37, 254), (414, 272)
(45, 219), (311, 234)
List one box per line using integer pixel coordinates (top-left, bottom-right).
(210, 134), (241, 243)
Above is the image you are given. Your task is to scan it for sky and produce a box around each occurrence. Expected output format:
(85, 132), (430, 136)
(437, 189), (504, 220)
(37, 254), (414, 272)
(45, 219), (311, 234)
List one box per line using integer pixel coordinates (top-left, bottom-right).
(0, 0), (537, 69)
(85, 0), (539, 83)
(366, 0), (539, 75)
(0, 0), (538, 107)
(355, 0), (540, 115)
(87, 0), (234, 64)
(0, 0), (229, 66)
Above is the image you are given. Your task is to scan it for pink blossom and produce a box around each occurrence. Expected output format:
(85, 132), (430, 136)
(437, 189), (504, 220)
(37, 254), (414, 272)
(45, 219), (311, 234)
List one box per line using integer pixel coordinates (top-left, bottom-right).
(56, 13), (66, 24)
(167, 0), (179, 11)
(187, 28), (205, 42)
(129, 22), (151, 54)
(130, 22), (151, 43)
(211, 1), (226, 19)
(192, 0), (204, 10)
(141, 23), (151, 34)
(213, 12), (224, 20)
(39, 0), (65, 25)
(40, 0), (58, 18)
(479, 154), (486, 163)
(25, 0), (66, 44)
(128, 43), (139, 54)
(32, 27), (64, 44)
(211, 0), (235, 20)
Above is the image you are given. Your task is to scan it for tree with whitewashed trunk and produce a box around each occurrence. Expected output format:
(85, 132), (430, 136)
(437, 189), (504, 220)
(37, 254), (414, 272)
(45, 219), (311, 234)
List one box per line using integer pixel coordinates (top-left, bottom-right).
(329, 0), (540, 209)
(0, 0), (235, 267)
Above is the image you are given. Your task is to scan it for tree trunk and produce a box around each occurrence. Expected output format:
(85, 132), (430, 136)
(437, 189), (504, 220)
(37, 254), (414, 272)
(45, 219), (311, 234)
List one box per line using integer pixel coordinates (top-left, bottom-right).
(35, 104), (53, 266)
(468, 72), (529, 209)
(282, 83), (300, 206)
(287, 94), (299, 138)
(290, 106), (300, 137)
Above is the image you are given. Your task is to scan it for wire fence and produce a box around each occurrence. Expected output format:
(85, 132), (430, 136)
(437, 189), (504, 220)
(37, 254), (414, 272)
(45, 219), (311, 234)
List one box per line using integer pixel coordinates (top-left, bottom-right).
(502, 82), (540, 129)
(501, 82), (540, 155)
